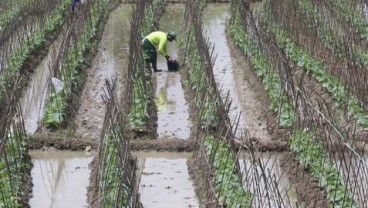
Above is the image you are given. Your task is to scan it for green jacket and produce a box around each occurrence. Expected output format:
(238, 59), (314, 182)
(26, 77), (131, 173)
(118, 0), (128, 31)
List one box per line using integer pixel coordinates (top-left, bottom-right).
(146, 31), (168, 57)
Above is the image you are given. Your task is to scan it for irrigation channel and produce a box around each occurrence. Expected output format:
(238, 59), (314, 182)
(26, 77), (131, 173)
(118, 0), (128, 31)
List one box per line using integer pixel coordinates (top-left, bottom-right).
(202, 4), (297, 206)
(26, 2), (133, 207)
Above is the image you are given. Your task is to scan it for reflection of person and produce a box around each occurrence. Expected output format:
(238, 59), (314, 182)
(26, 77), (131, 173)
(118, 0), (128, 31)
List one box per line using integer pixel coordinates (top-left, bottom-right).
(71, 0), (80, 12)
(142, 31), (176, 72)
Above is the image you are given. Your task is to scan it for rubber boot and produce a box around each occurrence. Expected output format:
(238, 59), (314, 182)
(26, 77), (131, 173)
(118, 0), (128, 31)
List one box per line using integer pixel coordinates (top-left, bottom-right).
(152, 62), (162, 72)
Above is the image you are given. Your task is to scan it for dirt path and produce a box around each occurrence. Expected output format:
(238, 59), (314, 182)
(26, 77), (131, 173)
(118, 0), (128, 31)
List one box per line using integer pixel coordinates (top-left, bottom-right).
(73, 5), (132, 140)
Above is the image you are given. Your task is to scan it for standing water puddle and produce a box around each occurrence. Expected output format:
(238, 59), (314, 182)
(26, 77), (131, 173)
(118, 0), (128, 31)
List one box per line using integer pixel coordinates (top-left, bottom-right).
(154, 72), (190, 139)
(134, 152), (199, 208)
(29, 151), (93, 208)
(154, 4), (191, 140)
(202, 4), (269, 139)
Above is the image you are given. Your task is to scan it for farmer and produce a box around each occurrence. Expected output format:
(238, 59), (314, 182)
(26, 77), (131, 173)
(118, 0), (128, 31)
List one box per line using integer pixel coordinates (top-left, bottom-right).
(142, 31), (176, 72)
(71, 0), (80, 12)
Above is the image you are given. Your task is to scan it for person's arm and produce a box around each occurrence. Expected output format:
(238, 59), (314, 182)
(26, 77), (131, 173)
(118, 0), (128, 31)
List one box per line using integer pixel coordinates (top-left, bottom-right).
(157, 39), (168, 57)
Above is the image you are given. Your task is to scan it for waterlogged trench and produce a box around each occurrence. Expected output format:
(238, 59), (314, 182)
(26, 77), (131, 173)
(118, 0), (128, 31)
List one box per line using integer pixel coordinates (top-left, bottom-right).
(154, 4), (191, 140)
(29, 151), (93, 208)
(203, 4), (298, 207)
(74, 4), (132, 140)
(136, 4), (199, 208)
(239, 153), (298, 208)
(135, 152), (198, 208)
(29, 5), (133, 207)
(202, 4), (270, 140)
(19, 28), (67, 134)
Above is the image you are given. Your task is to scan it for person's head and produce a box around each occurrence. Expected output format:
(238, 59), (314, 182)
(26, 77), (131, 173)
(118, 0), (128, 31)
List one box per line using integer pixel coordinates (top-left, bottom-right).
(167, 31), (176, 42)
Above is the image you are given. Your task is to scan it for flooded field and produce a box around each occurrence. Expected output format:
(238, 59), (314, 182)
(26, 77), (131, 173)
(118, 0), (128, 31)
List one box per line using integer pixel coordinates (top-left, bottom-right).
(202, 4), (270, 140)
(29, 151), (93, 208)
(74, 4), (132, 140)
(134, 152), (199, 208)
(154, 4), (191, 140)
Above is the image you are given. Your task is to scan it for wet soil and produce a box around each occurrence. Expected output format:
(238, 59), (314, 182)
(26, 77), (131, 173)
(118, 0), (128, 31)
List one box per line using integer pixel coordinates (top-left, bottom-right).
(225, 21), (289, 143)
(130, 139), (196, 152)
(87, 157), (99, 208)
(187, 148), (217, 208)
(73, 5), (132, 140)
(30, 132), (198, 151)
(280, 154), (328, 208)
(29, 133), (97, 151)
(134, 151), (199, 208)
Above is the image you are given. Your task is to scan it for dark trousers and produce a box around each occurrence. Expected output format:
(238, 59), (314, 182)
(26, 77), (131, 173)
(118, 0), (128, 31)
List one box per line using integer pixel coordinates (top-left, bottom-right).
(142, 38), (157, 68)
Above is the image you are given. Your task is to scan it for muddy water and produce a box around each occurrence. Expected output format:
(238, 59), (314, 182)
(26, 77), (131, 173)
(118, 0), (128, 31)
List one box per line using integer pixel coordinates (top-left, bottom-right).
(20, 29), (66, 134)
(153, 4), (191, 140)
(74, 5), (132, 140)
(29, 151), (93, 208)
(133, 151), (199, 208)
(239, 153), (298, 208)
(202, 4), (270, 140)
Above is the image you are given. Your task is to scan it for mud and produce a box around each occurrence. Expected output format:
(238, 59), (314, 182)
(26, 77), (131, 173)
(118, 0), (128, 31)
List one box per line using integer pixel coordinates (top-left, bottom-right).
(152, 4), (192, 140)
(29, 133), (97, 151)
(225, 21), (289, 143)
(130, 139), (196, 152)
(281, 154), (328, 208)
(73, 4), (132, 140)
(134, 151), (199, 208)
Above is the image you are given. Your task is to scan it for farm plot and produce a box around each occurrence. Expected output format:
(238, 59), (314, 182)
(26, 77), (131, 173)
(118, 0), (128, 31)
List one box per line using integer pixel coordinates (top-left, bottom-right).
(2, 0), (368, 207)
(29, 151), (93, 208)
(153, 4), (191, 140)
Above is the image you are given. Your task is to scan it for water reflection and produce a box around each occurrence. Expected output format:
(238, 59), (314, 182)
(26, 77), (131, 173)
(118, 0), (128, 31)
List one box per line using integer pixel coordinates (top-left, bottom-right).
(203, 4), (247, 137)
(20, 30), (66, 134)
(154, 4), (191, 140)
(29, 151), (93, 208)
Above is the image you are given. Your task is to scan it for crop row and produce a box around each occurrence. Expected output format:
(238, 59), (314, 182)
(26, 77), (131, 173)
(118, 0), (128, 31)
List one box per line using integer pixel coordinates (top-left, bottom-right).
(128, 0), (166, 134)
(181, 0), (255, 207)
(230, 0), (361, 206)
(43, 0), (113, 128)
(0, 0), (69, 104)
(261, 11), (368, 131)
(296, 0), (368, 72)
(0, 120), (31, 207)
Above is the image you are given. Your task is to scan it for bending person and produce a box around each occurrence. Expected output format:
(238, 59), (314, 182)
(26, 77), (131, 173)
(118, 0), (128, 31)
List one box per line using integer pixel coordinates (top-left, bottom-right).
(142, 31), (176, 72)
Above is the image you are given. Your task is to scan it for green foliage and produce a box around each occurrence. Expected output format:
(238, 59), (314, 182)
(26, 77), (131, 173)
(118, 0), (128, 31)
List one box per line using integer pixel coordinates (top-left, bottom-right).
(0, 0), (70, 104)
(296, 0), (368, 69)
(0, 0), (32, 31)
(43, 0), (109, 127)
(229, 11), (294, 127)
(99, 131), (131, 207)
(204, 136), (252, 207)
(263, 15), (368, 130)
(326, 0), (368, 41)
(0, 132), (30, 208)
(290, 130), (359, 208)
(129, 0), (166, 132)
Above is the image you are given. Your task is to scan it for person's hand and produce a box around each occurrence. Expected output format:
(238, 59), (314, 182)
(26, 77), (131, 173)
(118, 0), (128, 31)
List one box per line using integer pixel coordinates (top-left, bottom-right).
(165, 55), (171, 61)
